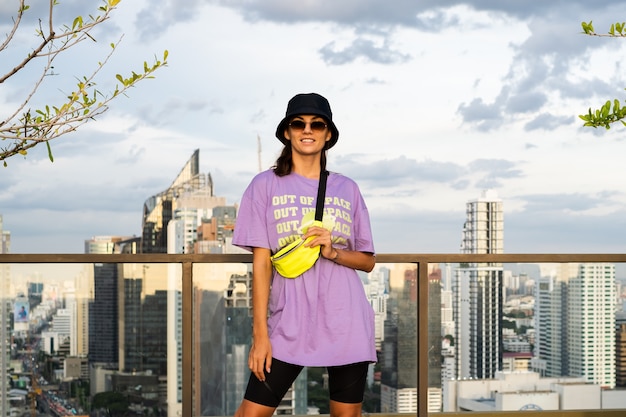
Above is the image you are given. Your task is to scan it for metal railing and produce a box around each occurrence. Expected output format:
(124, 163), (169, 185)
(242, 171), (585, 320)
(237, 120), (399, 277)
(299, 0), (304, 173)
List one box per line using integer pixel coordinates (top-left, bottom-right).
(2, 252), (626, 417)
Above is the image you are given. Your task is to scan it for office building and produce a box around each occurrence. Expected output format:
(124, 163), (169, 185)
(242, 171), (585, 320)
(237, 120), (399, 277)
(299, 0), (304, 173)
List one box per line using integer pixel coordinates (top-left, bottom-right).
(364, 267), (389, 351)
(51, 308), (71, 343)
(86, 235), (136, 396)
(223, 273), (254, 414)
(533, 263), (616, 388)
(379, 262), (442, 412)
(141, 149), (225, 254)
(381, 266), (418, 413)
(88, 262), (119, 373)
(533, 263), (576, 377)
(568, 263), (616, 388)
(454, 190), (504, 380)
(85, 235), (135, 254)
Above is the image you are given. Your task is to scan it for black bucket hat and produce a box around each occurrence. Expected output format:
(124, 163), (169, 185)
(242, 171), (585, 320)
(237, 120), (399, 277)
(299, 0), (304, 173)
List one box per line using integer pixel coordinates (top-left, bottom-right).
(275, 93), (339, 149)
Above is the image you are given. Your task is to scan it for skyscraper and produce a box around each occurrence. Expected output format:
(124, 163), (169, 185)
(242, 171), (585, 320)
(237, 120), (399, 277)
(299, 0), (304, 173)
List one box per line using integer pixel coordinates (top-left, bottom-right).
(0, 215), (10, 417)
(380, 267), (418, 413)
(88, 263), (119, 366)
(533, 263), (576, 377)
(141, 149), (225, 254)
(86, 235), (137, 397)
(568, 263), (616, 388)
(427, 266), (443, 412)
(454, 190), (504, 379)
(534, 263), (616, 388)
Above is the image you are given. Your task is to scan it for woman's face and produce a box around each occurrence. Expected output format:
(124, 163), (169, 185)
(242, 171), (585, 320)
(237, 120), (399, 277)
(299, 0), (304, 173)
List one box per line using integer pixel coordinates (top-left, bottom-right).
(284, 114), (331, 156)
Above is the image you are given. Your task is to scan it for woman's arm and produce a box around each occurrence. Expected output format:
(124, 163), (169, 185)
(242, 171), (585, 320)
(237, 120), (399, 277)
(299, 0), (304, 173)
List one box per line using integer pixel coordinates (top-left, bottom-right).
(324, 247), (375, 273)
(248, 246), (273, 381)
(304, 225), (376, 272)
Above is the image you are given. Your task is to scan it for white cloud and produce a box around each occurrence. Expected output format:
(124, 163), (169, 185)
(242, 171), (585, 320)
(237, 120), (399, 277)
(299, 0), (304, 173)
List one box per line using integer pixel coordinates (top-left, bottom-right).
(2, 0), (626, 259)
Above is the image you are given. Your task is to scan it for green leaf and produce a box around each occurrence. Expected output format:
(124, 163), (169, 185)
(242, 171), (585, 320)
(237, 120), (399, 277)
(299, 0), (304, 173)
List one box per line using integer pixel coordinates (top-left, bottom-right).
(581, 21), (595, 34)
(601, 101), (610, 117)
(46, 141), (54, 162)
(72, 16), (84, 31)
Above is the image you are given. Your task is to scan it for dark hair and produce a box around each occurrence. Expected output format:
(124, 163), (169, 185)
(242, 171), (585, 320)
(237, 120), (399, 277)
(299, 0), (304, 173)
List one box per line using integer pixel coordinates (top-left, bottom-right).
(272, 144), (328, 177)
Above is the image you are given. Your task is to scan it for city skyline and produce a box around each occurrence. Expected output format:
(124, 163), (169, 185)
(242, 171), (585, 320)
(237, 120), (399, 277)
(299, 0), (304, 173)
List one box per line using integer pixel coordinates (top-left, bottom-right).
(2, 1), (626, 256)
(2, 178), (626, 416)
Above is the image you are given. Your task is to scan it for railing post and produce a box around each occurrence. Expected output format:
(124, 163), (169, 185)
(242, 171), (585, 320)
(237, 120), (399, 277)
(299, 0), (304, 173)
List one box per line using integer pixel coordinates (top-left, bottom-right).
(182, 261), (193, 417)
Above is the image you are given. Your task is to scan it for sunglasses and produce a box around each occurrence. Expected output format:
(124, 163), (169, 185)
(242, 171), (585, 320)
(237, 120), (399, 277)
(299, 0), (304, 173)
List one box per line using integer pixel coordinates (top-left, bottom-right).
(288, 120), (328, 132)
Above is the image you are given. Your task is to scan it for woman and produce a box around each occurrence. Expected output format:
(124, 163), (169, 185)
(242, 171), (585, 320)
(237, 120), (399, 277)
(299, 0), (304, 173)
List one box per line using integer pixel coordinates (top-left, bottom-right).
(233, 93), (376, 417)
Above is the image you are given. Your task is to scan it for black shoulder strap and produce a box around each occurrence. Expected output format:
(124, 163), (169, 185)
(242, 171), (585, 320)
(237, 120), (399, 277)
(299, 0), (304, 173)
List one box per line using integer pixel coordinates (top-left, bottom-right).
(315, 170), (328, 222)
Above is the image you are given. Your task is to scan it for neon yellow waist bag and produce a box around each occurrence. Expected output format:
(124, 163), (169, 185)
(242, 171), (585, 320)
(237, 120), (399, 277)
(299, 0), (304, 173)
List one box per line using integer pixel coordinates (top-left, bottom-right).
(270, 220), (323, 278)
(270, 170), (329, 279)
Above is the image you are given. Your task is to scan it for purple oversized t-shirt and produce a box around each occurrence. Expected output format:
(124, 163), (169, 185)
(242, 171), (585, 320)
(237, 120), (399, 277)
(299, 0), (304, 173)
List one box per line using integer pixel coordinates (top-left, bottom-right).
(232, 170), (376, 366)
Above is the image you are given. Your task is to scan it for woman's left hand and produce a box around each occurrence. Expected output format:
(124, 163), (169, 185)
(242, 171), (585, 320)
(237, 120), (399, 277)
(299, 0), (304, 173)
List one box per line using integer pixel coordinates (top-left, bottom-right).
(302, 225), (334, 259)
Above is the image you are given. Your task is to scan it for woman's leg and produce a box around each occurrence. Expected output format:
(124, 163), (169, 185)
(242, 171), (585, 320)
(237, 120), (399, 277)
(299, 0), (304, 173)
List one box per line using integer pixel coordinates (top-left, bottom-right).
(327, 362), (370, 417)
(234, 399), (277, 417)
(234, 358), (303, 417)
(329, 400), (363, 417)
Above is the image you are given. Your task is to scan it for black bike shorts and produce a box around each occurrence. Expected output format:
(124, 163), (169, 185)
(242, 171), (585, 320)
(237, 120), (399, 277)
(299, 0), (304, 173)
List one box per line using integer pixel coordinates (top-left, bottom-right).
(244, 357), (369, 407)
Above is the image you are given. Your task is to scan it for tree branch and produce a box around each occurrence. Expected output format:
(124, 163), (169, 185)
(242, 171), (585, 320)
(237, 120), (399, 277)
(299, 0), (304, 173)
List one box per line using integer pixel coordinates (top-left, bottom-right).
(0, 0), (168, 166)
(0, 0), (26, 52)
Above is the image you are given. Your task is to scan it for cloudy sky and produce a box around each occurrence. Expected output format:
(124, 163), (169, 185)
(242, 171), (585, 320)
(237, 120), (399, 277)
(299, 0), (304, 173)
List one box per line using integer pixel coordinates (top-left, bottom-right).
(2, 0), (626, 256)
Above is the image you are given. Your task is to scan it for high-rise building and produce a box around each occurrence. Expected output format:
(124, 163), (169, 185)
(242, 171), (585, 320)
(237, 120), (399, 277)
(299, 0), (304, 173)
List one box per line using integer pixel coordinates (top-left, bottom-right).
(533, 263), (616, 388)
(223, 273), (254, 414)
(380, 267), (418, 413)
(85, 235), (132, 254)
(533, 263), (576, 377)
(453, 190), (504, 379)
(72, 269), (90, 359)
(141, 149), (225, 254)
(427, 267), (443, 411)
(365, 267), (389, 351)
(88, 262), (119, 366)
(52, 308), (72, 342)
(568, 263), (616, 388)
(86, 235), (137, 396)
(0, 215), (10, 417)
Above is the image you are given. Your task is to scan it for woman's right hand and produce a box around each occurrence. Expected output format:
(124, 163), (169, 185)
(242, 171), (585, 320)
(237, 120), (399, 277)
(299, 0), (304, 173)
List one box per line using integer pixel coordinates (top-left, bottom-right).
(248, 334), (272, 381)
